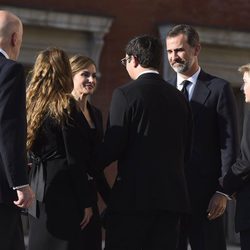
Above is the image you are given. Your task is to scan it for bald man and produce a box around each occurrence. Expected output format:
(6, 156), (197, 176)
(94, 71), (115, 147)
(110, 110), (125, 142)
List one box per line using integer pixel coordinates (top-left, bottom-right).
(0, 10), (34, 250)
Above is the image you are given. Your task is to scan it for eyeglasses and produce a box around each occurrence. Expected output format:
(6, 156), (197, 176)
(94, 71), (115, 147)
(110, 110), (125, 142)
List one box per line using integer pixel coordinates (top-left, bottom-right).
(120, 56), (131, 67)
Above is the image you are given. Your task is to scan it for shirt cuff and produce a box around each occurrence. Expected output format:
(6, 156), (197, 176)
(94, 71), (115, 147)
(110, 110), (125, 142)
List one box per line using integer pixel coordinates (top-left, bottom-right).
(13, 184), (29, 190)
(216, 191), (232, 200)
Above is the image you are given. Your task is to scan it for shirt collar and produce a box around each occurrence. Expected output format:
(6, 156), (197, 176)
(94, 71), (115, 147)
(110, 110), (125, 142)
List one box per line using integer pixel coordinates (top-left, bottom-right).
(137, 70), (159, 78)
(177, 67), (201, 86)
(0, 48), (9, 59)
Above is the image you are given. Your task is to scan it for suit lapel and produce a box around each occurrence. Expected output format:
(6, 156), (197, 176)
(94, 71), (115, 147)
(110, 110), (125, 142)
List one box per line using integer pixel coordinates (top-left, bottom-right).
(71, 105), (90, 139)
(88, 103), (99, 130)
(88, 103), (104, 140)
(169, 71), (211, 118)
(75, 102), (101, 135)
(190, 70), (210, 118)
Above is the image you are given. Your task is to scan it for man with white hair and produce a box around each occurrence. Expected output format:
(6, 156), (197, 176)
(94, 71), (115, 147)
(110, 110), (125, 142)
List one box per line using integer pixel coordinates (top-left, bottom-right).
(0, 10), (34, 250)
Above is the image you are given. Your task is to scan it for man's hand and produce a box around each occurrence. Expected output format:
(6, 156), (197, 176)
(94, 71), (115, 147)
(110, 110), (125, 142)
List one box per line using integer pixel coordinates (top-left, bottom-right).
(207, 192), (227, 220)
(13, 186), (35, 208)
(80, 207), (93, 230)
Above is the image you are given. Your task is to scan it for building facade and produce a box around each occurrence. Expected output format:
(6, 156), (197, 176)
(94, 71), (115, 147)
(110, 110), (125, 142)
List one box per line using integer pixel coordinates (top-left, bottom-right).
(2, 0), (250, 244)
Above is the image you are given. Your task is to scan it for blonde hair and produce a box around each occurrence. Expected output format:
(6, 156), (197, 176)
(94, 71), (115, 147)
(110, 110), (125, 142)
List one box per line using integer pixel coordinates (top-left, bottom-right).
(238, 63), (250, 75)
(26, 48), (73, 150)
(70, 55), (96, 76)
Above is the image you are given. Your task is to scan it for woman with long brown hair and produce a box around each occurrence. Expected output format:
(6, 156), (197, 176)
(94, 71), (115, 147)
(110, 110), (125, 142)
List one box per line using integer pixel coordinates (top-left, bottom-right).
(27, 48), (93, 250)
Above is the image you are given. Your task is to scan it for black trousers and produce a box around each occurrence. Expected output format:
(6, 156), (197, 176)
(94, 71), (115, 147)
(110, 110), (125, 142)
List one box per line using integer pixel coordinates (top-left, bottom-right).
(0, 204), (25, 250)
(104, 210), (180, 250)
(240, 229), (250, 250)
(177, 213), (226, 250)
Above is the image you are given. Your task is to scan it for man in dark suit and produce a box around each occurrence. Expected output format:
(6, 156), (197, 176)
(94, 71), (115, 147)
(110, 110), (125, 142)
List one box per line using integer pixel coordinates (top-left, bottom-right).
(0, 10), (34, 250)
(165, 24), (239, 250)
(223, 63), (250, 250)
(95, 35), (193, 250)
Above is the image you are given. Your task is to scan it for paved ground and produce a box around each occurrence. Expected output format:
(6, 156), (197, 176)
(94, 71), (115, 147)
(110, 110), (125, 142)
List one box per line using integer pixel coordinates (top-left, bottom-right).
(227, 244), (241, 250)
(26, 237), (241, 249)
(188, 244), (240, 250)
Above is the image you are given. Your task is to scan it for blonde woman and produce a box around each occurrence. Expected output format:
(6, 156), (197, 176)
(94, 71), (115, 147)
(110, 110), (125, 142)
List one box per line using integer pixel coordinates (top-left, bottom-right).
(70, 55), (110, 250)
(27, 48), (93, 250)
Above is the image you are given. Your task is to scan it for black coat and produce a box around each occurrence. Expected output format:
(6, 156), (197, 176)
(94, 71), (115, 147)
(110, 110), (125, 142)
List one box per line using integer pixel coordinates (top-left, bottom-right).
(95, 73), (192, 213)
(224, 104), (250, 232)
(0, 53), (28, 204)
(74, 102), (111, 205)
(28, 101), (110, 249)
(169, 69), (239, 213)
(29, 102), (92, 238)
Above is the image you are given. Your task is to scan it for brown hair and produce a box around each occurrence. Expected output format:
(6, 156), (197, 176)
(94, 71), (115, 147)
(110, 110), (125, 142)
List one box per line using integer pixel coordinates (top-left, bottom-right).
(70, 55), (96, 76)
(26, 47), (73, 150)
(167, 24), (200, 48)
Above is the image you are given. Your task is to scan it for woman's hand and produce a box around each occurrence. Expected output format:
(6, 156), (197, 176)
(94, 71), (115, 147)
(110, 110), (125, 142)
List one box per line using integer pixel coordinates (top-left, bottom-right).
(80, 207), (93, 230)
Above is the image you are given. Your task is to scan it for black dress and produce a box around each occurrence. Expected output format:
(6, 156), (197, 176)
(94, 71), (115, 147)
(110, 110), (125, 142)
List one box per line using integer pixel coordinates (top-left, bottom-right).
(28, 105), (93, 250)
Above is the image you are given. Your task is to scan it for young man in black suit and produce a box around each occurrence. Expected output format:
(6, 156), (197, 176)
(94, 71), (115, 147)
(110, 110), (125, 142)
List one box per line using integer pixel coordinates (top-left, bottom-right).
(0, 10), (34, 250)
(95, 35), (193, 250)
(166, 24), (239, 250)
(223, 63), (250, 250)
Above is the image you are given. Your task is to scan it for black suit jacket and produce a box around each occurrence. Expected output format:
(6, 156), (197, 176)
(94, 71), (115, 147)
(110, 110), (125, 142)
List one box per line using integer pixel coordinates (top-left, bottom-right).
(0, 52), (28, 204)
(224, 104), (250, 232)
(74, 102), (111, 204)
(29, 101), (109, 211)
(29, 102), (94, 237)
(169, 70), (239, 213)
(95, 73), (192, 213)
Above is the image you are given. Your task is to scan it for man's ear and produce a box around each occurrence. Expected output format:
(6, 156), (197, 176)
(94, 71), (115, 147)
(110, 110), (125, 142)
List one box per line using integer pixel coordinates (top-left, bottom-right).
(194, 43), (201, 56)
(132, 56), (139, 68)
(11, 32), (17, 47)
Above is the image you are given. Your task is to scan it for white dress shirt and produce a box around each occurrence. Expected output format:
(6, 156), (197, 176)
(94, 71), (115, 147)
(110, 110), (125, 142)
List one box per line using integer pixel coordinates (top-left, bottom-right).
(0, 48), (9, 59)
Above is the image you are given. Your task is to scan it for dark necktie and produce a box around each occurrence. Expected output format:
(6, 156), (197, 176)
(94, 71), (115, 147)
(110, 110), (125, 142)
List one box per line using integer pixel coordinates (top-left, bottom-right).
(181, 80), (191, 100)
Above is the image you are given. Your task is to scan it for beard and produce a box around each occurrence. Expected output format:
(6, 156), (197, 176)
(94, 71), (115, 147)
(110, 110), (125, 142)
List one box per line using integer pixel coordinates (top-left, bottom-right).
(172, 60), (190, 74)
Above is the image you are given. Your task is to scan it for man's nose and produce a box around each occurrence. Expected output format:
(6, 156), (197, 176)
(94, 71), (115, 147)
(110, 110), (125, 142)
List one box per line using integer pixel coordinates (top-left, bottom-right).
(173, 51), (179, 60)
